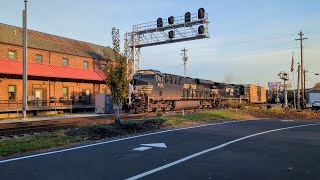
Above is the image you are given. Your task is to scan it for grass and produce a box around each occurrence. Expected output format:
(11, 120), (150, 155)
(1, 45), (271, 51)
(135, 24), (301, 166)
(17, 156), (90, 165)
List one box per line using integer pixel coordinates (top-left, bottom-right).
(0, 131), (81, 157)
(164, 109), (254, 126)
(243, 106), (320, 119)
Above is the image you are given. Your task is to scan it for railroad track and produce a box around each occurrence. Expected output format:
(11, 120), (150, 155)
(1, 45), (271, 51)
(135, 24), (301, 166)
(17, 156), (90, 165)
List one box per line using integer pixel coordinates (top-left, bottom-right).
(0, 109), (202, 136)
(0, 113), (156, 136)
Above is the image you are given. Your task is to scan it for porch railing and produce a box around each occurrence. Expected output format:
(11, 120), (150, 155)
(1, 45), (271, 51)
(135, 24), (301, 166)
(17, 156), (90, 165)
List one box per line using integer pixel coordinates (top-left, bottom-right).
(0, 98), (95, 113)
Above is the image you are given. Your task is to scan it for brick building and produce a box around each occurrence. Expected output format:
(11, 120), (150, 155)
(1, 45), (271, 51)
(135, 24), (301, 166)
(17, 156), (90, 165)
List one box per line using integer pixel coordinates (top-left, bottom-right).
(0, 23), (114, 115)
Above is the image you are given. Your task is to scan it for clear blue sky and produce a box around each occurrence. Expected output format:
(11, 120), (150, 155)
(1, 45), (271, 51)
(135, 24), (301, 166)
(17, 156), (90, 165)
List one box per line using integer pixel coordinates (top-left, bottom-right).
(1, 0), (320, 88)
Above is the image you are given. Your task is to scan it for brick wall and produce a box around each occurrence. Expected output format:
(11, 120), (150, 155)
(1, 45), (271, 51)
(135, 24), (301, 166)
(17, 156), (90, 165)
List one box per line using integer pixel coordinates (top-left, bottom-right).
(49, 51), (93, 69)
(0, 43), (107, 70)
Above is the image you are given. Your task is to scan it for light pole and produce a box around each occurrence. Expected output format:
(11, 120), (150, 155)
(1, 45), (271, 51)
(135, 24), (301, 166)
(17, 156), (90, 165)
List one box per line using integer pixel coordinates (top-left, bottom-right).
(22, 0), (28, 118)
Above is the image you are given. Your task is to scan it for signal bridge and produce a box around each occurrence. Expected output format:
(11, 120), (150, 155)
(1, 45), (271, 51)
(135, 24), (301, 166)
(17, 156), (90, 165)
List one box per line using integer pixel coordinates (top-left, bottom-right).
(125, 8), (210, 77)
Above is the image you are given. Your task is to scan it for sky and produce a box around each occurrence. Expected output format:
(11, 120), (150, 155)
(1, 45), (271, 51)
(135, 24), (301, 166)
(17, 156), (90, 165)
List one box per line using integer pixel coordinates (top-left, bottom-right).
(1, 0), (320, 88)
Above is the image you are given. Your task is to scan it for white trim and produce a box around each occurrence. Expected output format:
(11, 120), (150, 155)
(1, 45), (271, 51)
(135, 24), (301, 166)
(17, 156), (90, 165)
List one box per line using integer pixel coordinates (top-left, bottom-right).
(126, 123), (320, 180)
(0, 120), (247, 164)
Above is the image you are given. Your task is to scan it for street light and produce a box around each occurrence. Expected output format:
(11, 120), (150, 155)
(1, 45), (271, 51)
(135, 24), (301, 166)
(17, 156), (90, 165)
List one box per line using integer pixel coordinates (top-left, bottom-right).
(22, 0), (28, 118)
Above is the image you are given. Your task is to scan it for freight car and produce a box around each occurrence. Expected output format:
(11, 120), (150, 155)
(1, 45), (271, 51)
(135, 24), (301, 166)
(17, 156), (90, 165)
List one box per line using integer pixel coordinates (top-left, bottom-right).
(129, 70), (265, 113)
(244, 84), (267, 103)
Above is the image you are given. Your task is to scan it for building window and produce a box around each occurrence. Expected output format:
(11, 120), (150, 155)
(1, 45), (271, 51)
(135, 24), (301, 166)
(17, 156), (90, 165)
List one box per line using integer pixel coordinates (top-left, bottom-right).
(35, 54), (43, 63)
(83, 61), (89, 69)
(62, 58), (69, 66)
(8, 85), (16, 100)
(62, 87), (68, 98)
(8, 50), (17, 59)
(101, 64), (106, 70)
(82, 89), (91, 100)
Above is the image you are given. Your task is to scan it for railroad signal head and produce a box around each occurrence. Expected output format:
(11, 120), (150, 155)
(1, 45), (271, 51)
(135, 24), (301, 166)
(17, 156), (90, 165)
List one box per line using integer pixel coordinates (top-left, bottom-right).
(157, 18), (163, 28)
(198, 8), (205, 19)
(185, 12), (191, 23)
(168, 16), (174, 25)
(168, 30), (175, 39)
(198, 25), (205, 35)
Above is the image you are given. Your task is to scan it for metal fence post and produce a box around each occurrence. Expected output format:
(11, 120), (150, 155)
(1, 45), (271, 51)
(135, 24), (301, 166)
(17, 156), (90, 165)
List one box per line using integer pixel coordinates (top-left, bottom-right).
(16, 98), (19, 117)
(70, 98), (73, 114)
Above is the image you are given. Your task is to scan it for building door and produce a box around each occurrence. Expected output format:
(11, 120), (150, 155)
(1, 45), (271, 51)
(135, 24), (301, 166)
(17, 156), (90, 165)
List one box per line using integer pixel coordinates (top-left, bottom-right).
(34, 89), (43, 107)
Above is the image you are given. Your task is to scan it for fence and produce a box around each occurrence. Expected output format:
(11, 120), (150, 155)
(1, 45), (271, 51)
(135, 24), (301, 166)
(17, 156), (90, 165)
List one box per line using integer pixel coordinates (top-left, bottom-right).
(0, 98), (95, 113)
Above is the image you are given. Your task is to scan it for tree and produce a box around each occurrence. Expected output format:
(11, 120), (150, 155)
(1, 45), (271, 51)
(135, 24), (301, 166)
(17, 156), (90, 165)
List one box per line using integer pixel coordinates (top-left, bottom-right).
(104, 27), (128, 124)
(314, 82), (320, 89)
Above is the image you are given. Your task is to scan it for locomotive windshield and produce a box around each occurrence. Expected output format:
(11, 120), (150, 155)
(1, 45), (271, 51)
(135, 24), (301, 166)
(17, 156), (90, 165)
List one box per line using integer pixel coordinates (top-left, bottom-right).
(134, 74), (155, 80)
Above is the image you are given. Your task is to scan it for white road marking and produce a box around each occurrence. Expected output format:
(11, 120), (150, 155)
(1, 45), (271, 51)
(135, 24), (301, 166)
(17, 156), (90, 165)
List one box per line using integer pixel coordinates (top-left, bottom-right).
(0, 120), (247, 164)
(133, 147), (152, 151)
(141, 143), (167, 148)
(281, 120), (295, 122)
(133, 143), (167, 151)
(126, 123), (320, 180)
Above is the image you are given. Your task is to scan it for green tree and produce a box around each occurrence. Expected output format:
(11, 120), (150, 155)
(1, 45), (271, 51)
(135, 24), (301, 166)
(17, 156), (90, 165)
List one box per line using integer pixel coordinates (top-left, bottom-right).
(105, 27), (128, 124)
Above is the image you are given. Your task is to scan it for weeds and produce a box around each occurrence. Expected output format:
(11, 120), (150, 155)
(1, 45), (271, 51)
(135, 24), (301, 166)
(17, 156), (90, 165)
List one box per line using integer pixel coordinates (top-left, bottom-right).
(0, 131), (81, 157)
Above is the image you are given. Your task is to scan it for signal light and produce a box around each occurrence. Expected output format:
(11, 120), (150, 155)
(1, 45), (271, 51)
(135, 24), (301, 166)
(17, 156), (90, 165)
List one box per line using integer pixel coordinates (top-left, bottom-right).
(185, 12), (191, 23)
(198, 8), (205, 19)
(168, 30), (175, 39)
(168, 16), (174, 25)
(157, 18), (163, 28)
(198, 25), (205, 35)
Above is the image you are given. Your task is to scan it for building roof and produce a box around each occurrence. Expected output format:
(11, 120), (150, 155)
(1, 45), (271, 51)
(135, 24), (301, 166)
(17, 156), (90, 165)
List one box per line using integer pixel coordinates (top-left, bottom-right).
(306, 88), (320, 93)
(0, 59), (106, 82)
(0, 23), (114, 60)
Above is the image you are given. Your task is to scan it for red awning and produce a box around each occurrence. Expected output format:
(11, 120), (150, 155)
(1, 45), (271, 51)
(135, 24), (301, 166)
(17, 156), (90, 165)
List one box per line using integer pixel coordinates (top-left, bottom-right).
(0, 59), (105, 81)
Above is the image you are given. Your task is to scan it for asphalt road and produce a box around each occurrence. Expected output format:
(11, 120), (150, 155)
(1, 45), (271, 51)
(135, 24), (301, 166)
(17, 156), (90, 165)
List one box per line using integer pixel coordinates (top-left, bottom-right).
(0, 119), (319, 180)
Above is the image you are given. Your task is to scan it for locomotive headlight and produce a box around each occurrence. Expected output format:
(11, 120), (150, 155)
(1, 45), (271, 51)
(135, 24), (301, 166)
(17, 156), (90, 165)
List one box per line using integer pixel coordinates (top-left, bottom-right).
(158, 83), (164, 88)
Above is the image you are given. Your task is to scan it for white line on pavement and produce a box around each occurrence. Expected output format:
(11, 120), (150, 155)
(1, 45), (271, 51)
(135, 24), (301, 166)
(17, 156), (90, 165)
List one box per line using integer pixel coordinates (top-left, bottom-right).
(126, 123), (320, 180)
(0, 120), (248, 164)
(133, 147), (152, 151)
(281, 120), (295, 122)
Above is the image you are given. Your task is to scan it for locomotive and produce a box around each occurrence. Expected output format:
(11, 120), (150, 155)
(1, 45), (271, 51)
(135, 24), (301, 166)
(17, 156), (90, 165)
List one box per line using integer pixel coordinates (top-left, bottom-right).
(128, 70), (249, 113)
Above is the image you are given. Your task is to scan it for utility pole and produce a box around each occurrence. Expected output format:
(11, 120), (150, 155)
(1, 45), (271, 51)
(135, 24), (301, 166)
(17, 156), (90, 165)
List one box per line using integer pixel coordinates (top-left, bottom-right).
(304, 69), (307, 93)
(297, 63), (301, 109)
(292, 52), (296, 109)
(181, 48), (188, 78)
(295, 31), (308, 108)
(22, 0), (28, 118)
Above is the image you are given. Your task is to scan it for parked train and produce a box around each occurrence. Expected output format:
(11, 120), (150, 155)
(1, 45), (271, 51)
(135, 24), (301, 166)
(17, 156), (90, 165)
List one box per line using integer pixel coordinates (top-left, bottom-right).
(128, 70), (266, 113)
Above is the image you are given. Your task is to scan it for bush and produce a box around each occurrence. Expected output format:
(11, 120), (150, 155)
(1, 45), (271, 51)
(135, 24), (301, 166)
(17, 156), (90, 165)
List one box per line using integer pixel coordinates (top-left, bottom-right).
(80, 117), (167, 138)
(156, 112), (163, 117)
(143, 118), (166, 126)
(119, 120), (145, 131)
(86, 124), (122, 137)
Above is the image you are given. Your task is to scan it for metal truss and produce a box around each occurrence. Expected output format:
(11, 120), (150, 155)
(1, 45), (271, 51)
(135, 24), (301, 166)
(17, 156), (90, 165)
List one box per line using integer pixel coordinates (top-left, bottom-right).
(125, 11), (210, 75)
